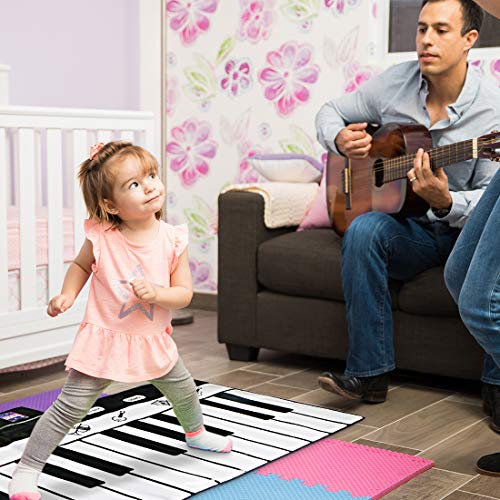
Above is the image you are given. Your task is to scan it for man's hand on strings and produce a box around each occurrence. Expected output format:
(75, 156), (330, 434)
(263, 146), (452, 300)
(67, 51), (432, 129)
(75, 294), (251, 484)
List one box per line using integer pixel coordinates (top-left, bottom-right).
(407, 148), (452, 209)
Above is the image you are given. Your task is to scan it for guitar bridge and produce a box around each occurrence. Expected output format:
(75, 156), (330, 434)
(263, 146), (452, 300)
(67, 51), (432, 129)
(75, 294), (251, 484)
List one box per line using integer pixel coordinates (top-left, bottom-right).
(342, 162), (352, 210)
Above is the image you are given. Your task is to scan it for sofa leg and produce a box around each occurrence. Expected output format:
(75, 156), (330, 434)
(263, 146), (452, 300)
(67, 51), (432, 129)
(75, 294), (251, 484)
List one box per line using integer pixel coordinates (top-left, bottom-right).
(225, 344), (260, 362)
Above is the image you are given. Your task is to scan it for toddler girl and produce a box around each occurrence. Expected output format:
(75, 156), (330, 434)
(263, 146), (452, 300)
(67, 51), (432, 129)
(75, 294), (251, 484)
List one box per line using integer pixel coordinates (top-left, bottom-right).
(9, 141), (232, 500)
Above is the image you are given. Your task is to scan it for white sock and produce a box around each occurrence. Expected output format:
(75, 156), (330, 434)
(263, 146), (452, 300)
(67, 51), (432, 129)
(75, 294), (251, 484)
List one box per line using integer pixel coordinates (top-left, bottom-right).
(8, 462), (41, 499)
(185, 427), (232, 453)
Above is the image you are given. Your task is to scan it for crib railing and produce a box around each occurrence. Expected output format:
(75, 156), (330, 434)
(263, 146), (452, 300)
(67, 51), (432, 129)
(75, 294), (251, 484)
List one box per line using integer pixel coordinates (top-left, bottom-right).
(0, 105), (154, 368)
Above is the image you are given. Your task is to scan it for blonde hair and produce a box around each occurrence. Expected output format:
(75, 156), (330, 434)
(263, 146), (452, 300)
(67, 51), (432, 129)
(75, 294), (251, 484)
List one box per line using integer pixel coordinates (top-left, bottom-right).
(77, 141), (163, 227)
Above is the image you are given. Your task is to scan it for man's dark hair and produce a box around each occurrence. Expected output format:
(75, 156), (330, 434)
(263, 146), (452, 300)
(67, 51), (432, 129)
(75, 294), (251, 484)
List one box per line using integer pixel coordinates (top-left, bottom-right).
(421, 0), (484, 35)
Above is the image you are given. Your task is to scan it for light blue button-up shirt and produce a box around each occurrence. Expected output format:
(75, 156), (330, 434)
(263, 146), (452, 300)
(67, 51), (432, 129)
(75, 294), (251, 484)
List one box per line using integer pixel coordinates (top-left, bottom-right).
(315, 61), (500, 228)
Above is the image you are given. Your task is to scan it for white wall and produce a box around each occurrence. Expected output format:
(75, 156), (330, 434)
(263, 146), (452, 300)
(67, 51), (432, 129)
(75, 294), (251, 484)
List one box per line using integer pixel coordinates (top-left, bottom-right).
(0, 0), (140, 110)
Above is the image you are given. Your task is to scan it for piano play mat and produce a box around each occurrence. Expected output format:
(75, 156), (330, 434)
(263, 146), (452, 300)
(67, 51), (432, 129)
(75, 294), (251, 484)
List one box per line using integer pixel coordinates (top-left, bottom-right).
(0, 383), (433, 499)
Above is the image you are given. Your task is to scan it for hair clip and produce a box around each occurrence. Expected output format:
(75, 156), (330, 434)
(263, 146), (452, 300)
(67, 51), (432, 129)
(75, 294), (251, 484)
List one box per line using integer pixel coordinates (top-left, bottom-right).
(89, 142), (105, 160)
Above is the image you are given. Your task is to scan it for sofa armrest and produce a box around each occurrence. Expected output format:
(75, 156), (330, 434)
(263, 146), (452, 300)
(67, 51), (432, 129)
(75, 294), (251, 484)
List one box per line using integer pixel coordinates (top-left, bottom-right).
(217, 191), (293, 353)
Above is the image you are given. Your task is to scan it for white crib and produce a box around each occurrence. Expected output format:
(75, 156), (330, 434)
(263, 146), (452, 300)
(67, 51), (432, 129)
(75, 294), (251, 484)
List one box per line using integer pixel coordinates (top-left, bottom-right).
(0, 106), (154, 370)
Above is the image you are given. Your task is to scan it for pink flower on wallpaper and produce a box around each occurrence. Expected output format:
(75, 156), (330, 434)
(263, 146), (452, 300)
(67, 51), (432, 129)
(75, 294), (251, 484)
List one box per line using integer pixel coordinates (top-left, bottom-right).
(189, 258), (217, 291)
(491, 59), (500, 82)
(238, 0), (276, 44)
(343, 63), (378, 93)
(258, 41), (319, 117)
(166, 77), (179, 116)
(325, 0), (361, 15)
(166, 0), (218, 46)
(220, 58), (253, 97)
(236, 141), (269, 183)
(166, 119), (217, 187)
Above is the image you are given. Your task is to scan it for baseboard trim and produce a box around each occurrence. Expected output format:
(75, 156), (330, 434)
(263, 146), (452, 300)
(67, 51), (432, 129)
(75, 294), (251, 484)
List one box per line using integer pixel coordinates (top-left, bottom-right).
(190, 292), (217, 311)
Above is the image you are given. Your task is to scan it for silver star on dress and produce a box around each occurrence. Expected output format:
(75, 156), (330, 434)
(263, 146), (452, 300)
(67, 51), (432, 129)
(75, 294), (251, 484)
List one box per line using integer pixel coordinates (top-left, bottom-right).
(112, 265), (162, 321)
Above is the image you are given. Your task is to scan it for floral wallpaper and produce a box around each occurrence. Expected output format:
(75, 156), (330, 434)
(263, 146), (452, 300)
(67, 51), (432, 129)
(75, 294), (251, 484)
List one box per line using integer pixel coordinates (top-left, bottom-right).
(164, 0), (500, 293)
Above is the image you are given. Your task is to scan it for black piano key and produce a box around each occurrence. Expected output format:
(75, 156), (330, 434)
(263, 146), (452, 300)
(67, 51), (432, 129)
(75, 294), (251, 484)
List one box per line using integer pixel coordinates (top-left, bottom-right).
(151, 413), (233, 437)
(101, 429), (186, 456)
(215, 393), (293, 413)
(41, 463), (104, 488)
(200, 399), (274, 420)
(127, 421), (185, 442)
(53, 446), (132, 476)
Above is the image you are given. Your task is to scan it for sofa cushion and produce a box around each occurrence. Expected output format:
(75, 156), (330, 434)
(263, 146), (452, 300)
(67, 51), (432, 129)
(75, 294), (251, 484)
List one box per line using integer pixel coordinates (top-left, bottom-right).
(398, 266), (459, 317)
(257, 229), (457, 315)
(258, 229), (404, 305)
(258, 229), (344, 301)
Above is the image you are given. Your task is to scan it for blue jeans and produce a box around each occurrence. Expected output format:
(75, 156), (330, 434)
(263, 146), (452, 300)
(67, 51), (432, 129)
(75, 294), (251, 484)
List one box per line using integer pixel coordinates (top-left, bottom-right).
(342, 212), (460, 377)
(444, 170), (500, 385)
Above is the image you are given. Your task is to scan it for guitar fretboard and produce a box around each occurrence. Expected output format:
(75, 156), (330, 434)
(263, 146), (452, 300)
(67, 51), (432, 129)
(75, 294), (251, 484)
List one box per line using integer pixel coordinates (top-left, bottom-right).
(382, 139), (474, 183)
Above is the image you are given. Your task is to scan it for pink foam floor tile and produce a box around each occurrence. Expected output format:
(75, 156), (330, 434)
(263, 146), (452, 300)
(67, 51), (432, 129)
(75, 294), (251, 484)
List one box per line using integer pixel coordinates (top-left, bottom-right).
(257, 438), (434, 500)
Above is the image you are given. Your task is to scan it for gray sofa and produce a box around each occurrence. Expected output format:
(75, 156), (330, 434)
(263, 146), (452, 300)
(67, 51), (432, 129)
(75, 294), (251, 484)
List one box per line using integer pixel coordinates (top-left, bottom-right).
(217, 190), (484, 380)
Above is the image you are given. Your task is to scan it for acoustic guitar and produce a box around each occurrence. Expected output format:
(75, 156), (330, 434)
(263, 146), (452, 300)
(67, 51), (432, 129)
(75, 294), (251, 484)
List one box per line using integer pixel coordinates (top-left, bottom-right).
(326, 123), (500, 236)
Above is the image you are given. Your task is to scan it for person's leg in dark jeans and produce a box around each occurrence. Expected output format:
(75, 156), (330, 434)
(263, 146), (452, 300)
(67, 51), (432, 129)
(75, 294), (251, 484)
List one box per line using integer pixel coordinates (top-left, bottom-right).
(444, 170), (500, 475)
(319, 211), (459, 402)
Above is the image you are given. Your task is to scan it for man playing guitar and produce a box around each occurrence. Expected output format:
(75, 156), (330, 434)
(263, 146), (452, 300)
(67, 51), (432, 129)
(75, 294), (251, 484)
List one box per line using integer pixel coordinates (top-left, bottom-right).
(316, 0), (499, 407)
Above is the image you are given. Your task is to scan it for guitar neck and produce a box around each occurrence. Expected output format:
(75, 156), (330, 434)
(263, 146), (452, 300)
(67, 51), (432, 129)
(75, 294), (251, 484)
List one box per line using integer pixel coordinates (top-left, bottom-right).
(385, 139), (474, 183)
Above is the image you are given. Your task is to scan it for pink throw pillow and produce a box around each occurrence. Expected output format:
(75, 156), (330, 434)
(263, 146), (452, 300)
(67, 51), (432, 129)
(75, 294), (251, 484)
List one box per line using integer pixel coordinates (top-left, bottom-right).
(297, 168), (331, 231)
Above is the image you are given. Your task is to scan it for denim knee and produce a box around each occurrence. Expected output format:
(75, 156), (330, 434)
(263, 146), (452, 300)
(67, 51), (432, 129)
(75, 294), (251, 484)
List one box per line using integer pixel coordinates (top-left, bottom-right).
(444, 257), (461, 304)
(457, 283), (498, 338)
(343, 212), (391, 254)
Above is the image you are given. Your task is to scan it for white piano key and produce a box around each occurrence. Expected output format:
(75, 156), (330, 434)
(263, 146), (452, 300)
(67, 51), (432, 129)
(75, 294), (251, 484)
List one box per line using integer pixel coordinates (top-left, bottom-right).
(0, 474), (9, 494)
(1, 463), (127, 500)
(141, 416), (288, 460)
(150, 411), (308, 451)
(0, 440), (27, 466)
(0, 475), (10, 494)
(47, 454), (190, 500)
(208, 396), (348, 433)
(200, 404), (328, 441)
(64, 441), (217, 493)
(200, 413), (308, 451)
(115, 425), (265, 471)
(83, 433), (241, 482)
(0, 472), (63, 500)
(227, 389), (363, 425)
(184, 446), (265, 471)
(229, 437), (288, 460)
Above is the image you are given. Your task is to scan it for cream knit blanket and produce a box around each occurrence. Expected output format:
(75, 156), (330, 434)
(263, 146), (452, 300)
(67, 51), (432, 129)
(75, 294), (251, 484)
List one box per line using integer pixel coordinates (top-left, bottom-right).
(222, 182), (319, 228)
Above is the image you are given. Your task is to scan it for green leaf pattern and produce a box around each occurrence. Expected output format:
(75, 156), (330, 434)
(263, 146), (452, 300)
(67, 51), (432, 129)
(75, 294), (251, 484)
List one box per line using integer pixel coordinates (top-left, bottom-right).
(184, 196), (217, 243)
(281, 0), (321, 22)
(183, 54), (217, 101)
(279, 126), (316, 156)
(215, 36), (236, 65)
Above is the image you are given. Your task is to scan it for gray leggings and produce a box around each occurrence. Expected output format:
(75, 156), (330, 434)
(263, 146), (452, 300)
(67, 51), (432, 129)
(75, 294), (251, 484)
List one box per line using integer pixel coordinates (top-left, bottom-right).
(20, 357), (203, 472)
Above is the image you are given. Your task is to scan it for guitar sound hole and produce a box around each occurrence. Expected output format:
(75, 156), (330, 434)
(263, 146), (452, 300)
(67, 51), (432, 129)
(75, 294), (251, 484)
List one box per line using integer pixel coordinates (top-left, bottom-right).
(373, 159), (384, 187)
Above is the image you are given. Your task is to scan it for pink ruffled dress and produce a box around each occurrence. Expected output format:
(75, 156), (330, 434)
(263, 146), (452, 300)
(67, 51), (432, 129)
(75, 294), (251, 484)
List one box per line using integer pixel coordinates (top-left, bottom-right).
(65, 219), (188, 382)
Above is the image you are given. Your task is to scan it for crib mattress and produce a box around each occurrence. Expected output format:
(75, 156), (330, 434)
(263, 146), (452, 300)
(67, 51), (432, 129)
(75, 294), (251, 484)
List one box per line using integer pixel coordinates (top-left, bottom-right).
(7, 264), (73, 313)
(8, 207), (74, 271)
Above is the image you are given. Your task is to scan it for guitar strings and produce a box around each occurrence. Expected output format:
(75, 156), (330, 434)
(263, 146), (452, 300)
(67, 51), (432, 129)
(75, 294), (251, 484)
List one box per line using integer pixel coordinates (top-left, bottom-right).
(368, 137), (498, 177)
(381, 137), (498, 171)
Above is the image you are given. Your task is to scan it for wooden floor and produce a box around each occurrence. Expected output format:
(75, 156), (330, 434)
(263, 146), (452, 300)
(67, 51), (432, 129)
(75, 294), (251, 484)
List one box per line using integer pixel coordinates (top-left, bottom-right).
(1, 309), (499, 499)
